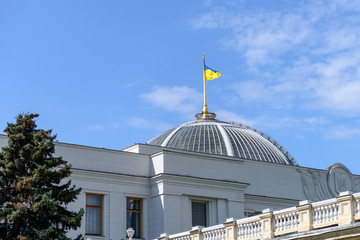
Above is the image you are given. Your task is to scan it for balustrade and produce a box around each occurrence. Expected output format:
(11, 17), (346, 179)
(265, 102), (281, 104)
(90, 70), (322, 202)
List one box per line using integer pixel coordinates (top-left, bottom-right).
(354, 193), (360, 220)
(202, 225), (226, 240)
(161, 192), (360, 240)
(312, 199), (339, 227)
(273, 208), (299, 235)
(236, 217), (261, 239)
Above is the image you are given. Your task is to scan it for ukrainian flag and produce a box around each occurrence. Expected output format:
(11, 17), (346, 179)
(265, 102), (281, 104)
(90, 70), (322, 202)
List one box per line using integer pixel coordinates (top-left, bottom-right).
(205, 65), (221, 81)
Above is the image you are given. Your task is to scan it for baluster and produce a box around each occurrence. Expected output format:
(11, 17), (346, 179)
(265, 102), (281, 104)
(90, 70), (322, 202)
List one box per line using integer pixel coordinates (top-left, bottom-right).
(326, 206), (329, 222)
(327, 205), (330, 222)
(321, 206), (325, 223)
(246, 223), (250, 237)
(288, 214), (291, 229)
(282, 215), (286, 230)
(317, 207), (321, 223)
(278, 216), (283, 231)
(248, 223), (252, 237)
(329, 205), (333, 221)
(314, 208), (318, 224)
(239, 225), (244, 239)
(289, 213), (293, 229)
(324, 205), (328, 222)
(252, 222), (255, 236)
(283, 215), (286, 230)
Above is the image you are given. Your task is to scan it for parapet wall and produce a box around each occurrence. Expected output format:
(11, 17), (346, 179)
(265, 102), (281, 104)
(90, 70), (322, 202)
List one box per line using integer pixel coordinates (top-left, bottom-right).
(159, 191), (360, 240)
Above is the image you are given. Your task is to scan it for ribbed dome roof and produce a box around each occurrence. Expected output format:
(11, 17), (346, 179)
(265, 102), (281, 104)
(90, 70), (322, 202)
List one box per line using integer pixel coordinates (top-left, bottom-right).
(147, 119), (297, 166)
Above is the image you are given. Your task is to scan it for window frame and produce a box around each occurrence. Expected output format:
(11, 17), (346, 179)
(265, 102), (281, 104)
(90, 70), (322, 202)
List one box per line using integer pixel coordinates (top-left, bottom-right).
(126, 197), (142, 238)
(191, 200), (209, 227)
(85, 193), (103, 236)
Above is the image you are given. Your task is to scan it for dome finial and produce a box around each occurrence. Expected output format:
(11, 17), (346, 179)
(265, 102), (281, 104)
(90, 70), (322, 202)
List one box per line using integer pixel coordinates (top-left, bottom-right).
(195, 54), (219, 120)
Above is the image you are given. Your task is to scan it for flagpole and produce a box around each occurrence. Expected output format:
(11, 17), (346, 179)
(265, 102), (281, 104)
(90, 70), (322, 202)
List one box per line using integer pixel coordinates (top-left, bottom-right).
(196, 54), (216, 120)
(202, 54), (208, 116)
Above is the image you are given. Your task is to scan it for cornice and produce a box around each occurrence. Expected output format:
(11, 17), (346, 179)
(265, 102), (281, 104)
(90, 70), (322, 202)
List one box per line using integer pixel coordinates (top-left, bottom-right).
(150, 173), (249, 192)
(151, 149), (245, 165)
(244, 194), (299, 207)
(70, 168), (149, 187)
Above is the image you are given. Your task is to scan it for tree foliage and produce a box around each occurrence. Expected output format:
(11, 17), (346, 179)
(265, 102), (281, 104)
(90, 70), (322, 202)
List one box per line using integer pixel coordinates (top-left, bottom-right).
(0, 114), (84, 240)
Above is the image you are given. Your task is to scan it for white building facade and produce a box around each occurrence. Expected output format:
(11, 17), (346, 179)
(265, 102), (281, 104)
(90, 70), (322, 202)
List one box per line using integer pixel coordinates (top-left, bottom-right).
(0, 117), (359, 240)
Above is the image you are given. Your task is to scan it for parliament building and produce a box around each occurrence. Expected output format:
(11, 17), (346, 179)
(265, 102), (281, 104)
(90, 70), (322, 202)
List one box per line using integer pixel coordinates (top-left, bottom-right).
(1, 108), (360, 240)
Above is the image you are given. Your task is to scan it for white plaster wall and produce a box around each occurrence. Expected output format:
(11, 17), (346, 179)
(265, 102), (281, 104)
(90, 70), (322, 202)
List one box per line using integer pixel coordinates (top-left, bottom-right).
(151, 153), (165, 176)
(149, 195), (165, 239)
(55, 143), (151, 177)
(159, 151), (244, 182)
(181, 195), (192, 231)
(216, 199), (228, 223)
(238, 161), (306, 200)
(163, 195), (183, 237)
(2, 136), (357, 240)
(123, 144), (164, 156)
(158, 151), (306, 201)
(148, 174), (247, 238)
(244, 196), (297, 215)
(228, 200), (244, 219)
(67, 171), (150, 240)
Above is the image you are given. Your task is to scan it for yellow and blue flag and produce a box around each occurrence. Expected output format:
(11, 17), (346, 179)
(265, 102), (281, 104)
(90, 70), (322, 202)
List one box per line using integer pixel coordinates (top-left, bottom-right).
(205, 65), (221, 81)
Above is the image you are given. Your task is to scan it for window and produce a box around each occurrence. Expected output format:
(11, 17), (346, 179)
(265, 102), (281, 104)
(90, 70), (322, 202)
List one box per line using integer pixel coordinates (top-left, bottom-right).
(126, 198), (142, 238)
(86, 194), (103, 235)
(245, 210), (262, 218)
(192, 201), (207, 227)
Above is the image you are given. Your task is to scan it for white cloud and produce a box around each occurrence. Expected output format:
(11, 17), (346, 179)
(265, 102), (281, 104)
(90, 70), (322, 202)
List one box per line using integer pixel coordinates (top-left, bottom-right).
(215, 109), (328, 132)
(326, 126), (360, 139)
(88, 125), (105, 131)
(215, 109), (256, 126)
(303, 117), (328, 125)
(256, 116), (302, 129)
(232, 80), (273, 103)
(193, 5), (313, 66)
(311, 52), (360, 115)
(315, 54), (360, 78)
(191, 1), (360, 116)
(128, 117), (172, 132)
(315, 80), (360, 114)
(140, 86), (202, 115)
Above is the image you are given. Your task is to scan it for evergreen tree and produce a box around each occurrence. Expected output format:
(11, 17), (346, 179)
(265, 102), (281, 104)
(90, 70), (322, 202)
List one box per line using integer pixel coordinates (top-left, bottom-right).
(0, 113), (84, 240)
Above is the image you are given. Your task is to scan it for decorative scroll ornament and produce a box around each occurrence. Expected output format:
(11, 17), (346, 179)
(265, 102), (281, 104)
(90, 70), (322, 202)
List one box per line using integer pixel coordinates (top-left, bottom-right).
(298, 163), (360, 201)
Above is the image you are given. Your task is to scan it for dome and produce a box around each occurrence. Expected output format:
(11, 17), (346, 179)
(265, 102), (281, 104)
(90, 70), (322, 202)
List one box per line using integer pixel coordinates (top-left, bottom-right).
(147, 119), (298, 166)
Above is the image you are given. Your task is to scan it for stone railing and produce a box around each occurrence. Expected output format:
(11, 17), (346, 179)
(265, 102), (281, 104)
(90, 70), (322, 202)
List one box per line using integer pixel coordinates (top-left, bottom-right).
(158, 191), (360, 240)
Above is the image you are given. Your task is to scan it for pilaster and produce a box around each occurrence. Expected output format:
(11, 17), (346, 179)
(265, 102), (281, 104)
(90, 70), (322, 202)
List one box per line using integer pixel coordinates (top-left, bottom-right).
(158, 233), (169, 240)
(296, 200), (313, 232)
(259, 209), (274, 239)
(223, 218), (236, 240)
(190, 226), (203, 240)
(337, 191), (355, 226)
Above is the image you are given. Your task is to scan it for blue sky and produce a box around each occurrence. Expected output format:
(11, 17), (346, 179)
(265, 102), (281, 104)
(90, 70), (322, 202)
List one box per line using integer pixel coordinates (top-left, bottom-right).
(1, 0), (360, 174)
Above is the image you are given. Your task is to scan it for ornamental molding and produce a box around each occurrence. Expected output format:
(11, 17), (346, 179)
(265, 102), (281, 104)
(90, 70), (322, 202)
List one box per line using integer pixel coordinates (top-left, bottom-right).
(298, 163), (360, 201)
(327, 163), (354, 196)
